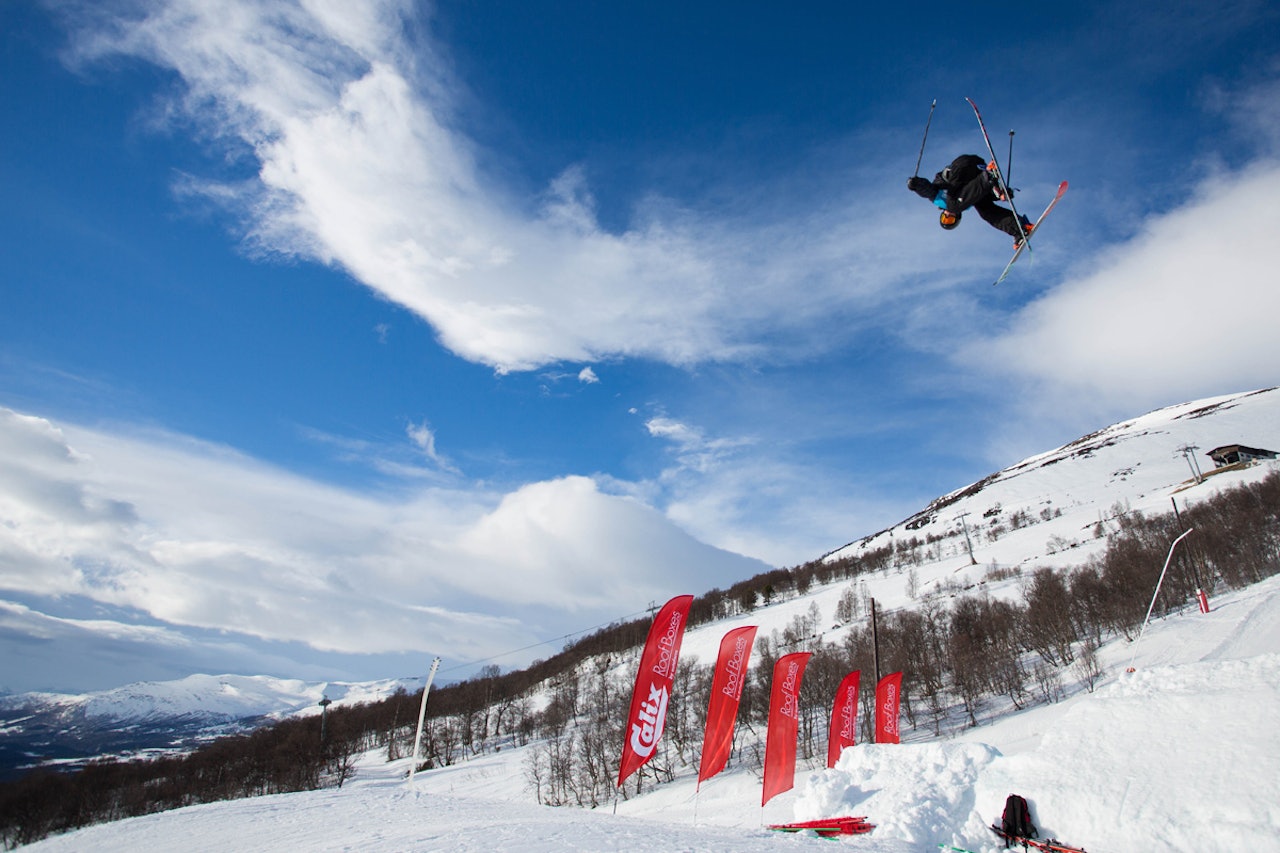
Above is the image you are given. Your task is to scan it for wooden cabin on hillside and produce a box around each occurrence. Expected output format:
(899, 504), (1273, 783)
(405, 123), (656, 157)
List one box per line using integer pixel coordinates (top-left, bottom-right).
(1205, 444), (1278, 468)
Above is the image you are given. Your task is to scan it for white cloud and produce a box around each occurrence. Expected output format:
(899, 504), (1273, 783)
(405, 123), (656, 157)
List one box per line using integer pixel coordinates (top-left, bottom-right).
(645, 416), (704, 448)
(56, 0), (938, 373)
(963, 159), (1280, 425)
(405, 419), (457, 473)
(451, 476), (762, 609)
(640, 410), (909, 566)
(645, 415), (759, 481)
(577, 367), (599, 384)
(0, 408), (766, 674)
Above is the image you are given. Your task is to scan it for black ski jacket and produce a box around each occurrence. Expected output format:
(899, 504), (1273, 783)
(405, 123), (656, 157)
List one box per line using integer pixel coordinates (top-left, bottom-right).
(908, 154), (1022, 237)
(911, 154), (991, 211)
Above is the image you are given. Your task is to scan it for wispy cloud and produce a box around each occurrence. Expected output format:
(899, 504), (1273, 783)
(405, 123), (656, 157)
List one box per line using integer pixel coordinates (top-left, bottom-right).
(641, 411), (909, 565)
(53, 0), (942, 373)
(405, 419), (458, 473)
(645, 415), (754, 475)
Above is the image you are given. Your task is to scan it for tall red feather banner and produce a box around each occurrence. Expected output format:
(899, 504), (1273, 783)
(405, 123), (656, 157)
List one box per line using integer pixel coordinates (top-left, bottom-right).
(697, 625), (757, 787)
(827, 669), (860, 767)
(761, 651), (812, 806)
(874, 671), (903, 744)
(617, 594), (695, 788)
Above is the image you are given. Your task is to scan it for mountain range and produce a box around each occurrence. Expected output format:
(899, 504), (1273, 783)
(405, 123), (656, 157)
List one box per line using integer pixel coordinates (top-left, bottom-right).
(0, 674), (424, 782)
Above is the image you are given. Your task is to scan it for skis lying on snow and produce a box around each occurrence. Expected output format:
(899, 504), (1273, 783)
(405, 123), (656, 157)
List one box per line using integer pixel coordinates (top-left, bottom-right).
(989, 824), (1088, 852)
(768, 815), (875, 837)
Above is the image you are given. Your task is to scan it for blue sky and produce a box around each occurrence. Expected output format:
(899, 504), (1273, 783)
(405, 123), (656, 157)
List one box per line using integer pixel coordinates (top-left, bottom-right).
(2, 0), (1279, 693)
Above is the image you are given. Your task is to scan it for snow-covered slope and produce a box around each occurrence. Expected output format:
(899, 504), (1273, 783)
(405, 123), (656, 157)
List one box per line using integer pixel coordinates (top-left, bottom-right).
(22, 572), (1280, 852)
(829, 386), (1279, 570)
(671, 387), (1279, 690)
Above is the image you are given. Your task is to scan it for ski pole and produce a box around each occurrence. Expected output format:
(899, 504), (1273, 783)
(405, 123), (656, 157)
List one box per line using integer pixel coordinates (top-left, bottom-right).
(913, 99), (937, 177)
(1007, 130), (1015, 191)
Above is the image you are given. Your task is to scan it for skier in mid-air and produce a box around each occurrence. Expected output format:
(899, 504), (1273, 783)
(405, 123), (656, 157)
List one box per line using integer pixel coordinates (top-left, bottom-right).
(908, 154), (1033, 246)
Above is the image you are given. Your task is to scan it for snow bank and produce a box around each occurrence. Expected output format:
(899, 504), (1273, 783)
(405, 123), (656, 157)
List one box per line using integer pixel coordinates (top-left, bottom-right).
(790, 650), (1280, 852)
(972, 653), (1280, 852)
(796, 742), (999, 846)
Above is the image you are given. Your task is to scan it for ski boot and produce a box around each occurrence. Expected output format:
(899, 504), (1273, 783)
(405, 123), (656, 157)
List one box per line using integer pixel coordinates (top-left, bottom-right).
(1013, 217), (1034, 249)
(986, 160), (1009, 200)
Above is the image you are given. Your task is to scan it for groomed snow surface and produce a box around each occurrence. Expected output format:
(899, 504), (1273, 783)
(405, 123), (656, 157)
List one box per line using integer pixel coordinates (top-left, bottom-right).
(24, 573), (1280, 852)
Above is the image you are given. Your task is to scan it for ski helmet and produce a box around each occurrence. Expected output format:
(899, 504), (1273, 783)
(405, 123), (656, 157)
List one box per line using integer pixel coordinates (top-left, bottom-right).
(939, 209), (961, 230)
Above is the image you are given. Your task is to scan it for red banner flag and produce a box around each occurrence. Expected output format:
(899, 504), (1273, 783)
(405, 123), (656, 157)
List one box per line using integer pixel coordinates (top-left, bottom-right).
(827, 670), (860, 767)
(874, 671), (903, 744)
(617, 594), (695, 788)
(697, 625), (758, 787)
(762, 651), (812, 806)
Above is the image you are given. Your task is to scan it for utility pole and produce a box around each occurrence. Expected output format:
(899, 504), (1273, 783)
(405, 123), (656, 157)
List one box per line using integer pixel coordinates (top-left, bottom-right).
(1170, 498), (1204, 589)
(1177, 444), (1204, 484)
(318, 695), (332, 743)
(1172, 498), (1211, 613)
(870, 598), (881, 685)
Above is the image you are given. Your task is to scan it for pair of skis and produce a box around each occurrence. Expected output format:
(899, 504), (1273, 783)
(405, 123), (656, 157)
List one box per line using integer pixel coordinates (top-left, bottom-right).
(962, 97), (1068, 285)
(939, 828), (1088, 853)
(987, 824), (1088, 852)
(768, 815), (875, 837)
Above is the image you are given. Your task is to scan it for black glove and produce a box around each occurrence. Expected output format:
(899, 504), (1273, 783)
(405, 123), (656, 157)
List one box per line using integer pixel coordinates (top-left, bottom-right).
(907, 176), (934, 198)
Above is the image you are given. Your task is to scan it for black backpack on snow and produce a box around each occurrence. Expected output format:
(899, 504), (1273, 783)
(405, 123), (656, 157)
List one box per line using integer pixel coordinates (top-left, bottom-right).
(1001, 793), (1037, 839)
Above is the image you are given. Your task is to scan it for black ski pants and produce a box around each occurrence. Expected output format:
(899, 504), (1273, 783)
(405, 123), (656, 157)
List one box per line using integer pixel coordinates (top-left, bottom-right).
(953, 171), (1021, 238)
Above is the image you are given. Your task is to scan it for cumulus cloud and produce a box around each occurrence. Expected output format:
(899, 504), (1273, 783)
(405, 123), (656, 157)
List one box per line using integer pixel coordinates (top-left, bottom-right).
(963, 158), (1280, 424)
(54, 0), (933, 373)
(0, 408), (766, 681)
(452, 476), (764, 609)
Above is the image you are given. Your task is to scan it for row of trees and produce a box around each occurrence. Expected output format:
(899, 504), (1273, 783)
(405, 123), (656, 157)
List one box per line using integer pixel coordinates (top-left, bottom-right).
(3, 471), (1277, 846)
(0, 713), (367, 848)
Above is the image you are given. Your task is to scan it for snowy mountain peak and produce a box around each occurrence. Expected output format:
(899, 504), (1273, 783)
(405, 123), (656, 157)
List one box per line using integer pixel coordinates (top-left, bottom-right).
(0, 673), (426, 780)
(1, 673), (424, 725)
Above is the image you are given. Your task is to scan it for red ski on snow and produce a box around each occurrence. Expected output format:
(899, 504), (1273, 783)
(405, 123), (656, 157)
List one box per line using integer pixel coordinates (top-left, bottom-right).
(767, 816), (875, 837)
